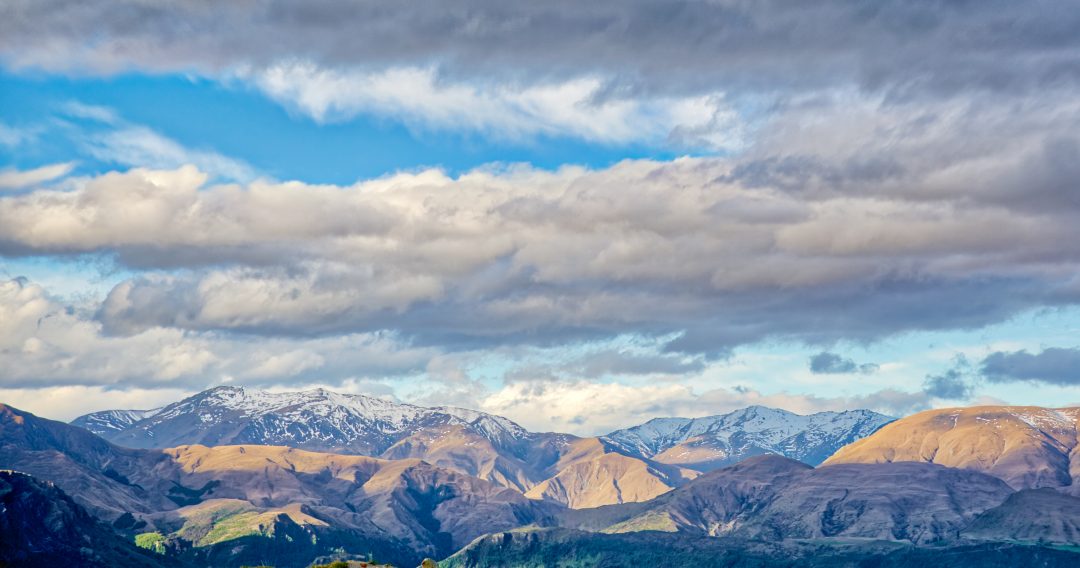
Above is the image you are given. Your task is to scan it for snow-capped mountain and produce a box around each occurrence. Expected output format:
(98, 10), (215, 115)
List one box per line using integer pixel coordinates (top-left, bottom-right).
(602, 405), (893, 470)
(70, 407), (162, 433)
(73, 386), (528, 455)
(71, 389), (891, 507)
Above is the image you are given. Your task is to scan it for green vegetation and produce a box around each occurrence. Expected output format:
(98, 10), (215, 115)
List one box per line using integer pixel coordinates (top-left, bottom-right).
(601, 511), (678, 534)
(174, 500), (284, 546)
(134, 531), (167, 555)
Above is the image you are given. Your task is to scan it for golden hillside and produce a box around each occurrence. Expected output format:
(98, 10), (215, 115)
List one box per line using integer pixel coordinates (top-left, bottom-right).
(824, 406), (1080, 491)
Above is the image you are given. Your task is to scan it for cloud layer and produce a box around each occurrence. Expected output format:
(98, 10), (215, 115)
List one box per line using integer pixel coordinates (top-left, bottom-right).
(4, 1), (1078, 98)
(4, 1), (1080, 145)
(5, 89), (1080, 355)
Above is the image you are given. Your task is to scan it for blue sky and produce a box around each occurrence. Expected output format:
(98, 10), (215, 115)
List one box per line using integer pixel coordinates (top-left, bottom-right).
(2, 1), (1080, 433)
(0, 70), (691, 183)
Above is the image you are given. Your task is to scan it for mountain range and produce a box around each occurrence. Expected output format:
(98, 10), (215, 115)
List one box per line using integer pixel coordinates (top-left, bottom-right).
(3, 392), (1080, 566)
(71, 386), (892, 509)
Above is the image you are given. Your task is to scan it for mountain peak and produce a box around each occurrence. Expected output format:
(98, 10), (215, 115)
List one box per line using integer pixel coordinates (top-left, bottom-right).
(71, 385), (528, 456)
(601, 405), (893, 470)
(825, 405), (1080, 491)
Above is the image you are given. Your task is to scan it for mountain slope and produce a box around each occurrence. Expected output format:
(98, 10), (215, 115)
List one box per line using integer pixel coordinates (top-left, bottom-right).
(824, 406), (1080, 491)
(964, 488), (1080, 544)
(0, 470), (176, 567)
(72, 387), (698, 507)
(2, 403), (554, 565)
(602, 405), (892, 471)
(440, 528), (1080, 568)
(71, 408), (163, 434)
(522, 438), (698, 508)
(75, 386), (529, 456)
(0, 403), (183, 518)
(601, 454), (1014, 544)
(72, 389), (894, 507)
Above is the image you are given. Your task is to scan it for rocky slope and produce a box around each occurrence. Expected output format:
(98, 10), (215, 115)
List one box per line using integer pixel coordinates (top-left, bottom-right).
(0, 470), (175, 567)
(602, 405), (892, 471)
(824, 406), (1080, 491)
(600, 454), (1014, 544)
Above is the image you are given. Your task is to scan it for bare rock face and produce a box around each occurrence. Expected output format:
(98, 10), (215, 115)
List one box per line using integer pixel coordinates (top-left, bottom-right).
(824, 406), (1080, 491)
(964, 488), (1080, 545)
(605, 455), (1014, 544)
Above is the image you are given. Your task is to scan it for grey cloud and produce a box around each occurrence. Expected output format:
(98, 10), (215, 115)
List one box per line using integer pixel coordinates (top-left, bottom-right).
(809, 352), (879, 375)
(504, 349), (707, 382)
(980, 347), (1080, 386)
(2, 1), (1079, 101)
(574, 351), (706, 377)
(922, 357), (975, 400)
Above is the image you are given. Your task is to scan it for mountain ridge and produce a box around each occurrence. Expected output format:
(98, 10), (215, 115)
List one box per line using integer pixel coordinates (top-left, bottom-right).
(71, 387), (893, 507)
(824, 405), (1080, 492)
(602, 405), (893, 470)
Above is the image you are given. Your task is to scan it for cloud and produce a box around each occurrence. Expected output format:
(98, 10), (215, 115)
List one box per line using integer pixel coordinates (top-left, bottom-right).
(808, 352), (879, 375)
(479, 379), (925, 435)
(3, 104), (1080, 355)
(980, 347), (1080, 386)
(80, 124), (258, 183)
(2, 1), (1077, 100)
(250, 61), (743, 148)
(922, 356), (975, 400)
(570, 350), (706, 378)
(0, 122), (35, 147)
(0, 277), (435, 390)
(922, 368), (973, 400)
(0, 162), (74, 189)
(3, 2), (1078, 147)
(0, 385), (194, 422)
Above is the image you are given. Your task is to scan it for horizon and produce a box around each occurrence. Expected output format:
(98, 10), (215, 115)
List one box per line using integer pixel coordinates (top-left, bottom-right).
(12, 382), (1077, 438)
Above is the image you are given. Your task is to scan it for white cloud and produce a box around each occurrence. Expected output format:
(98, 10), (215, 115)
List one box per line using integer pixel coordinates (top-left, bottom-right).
(2, 104), (1080, 354)
(479, 380), (931, 435)
(0, 385), (195, 422)
(0, 277), (435, 390)
(0, 162), (74, 189)
(250, 61), (744, 148)
(0, 122), (35, 147)
(82, 124), (258, 183)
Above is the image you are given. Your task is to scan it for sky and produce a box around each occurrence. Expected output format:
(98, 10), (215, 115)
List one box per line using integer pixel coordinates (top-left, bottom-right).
(3, 1), (1080, 434)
